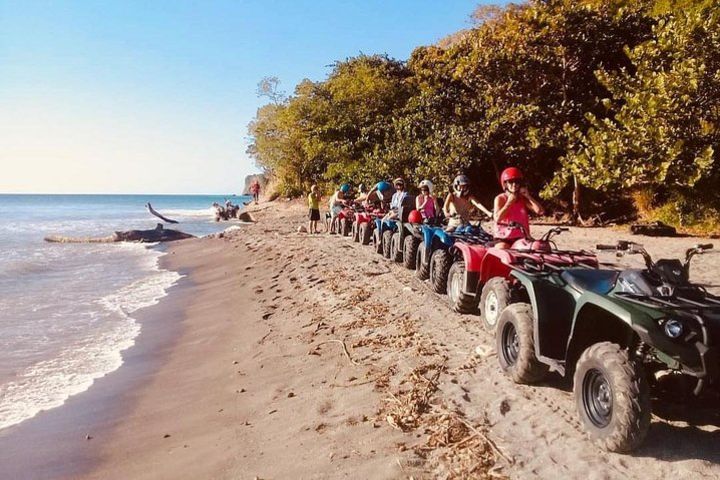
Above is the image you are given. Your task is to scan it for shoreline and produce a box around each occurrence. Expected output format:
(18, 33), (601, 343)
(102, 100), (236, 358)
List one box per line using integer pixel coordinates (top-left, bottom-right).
(0, 258), (192, 480)
(3, 201), (720, 479)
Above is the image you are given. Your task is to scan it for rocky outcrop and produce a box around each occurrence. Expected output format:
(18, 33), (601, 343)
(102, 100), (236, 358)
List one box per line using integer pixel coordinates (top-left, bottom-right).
(242, 173), (269, 195)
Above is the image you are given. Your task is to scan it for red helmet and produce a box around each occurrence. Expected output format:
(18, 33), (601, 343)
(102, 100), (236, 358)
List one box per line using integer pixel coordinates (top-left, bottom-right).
(500, 167), (524, 186)
(408, 209), (423, 224)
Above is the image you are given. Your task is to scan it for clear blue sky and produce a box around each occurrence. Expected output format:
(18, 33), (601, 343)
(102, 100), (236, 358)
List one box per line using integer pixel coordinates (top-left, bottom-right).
(1, 0), (498, 194)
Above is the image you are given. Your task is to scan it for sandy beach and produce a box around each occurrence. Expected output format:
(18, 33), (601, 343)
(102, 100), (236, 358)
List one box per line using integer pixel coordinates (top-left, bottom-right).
(3, 200), (720, 479)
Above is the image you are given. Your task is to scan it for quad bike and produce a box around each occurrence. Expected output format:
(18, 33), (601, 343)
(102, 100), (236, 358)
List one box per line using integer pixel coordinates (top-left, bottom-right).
(385, 208), (430, 268)
(448, 223), (597, 321)
(416, 221), (493, 294)
(495, 240), (718, 452)
(350, 203), (371, 244)
(372, 217), (398, 258)
(373, 196), (415, 259)
(336, 202), (356, 237)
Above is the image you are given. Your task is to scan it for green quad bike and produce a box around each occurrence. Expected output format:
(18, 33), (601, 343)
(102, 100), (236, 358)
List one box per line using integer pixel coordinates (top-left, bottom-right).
(496, 240), (719, 452)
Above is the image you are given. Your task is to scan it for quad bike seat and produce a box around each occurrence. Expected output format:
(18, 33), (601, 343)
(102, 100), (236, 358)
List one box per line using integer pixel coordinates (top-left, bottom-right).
(561, 269), (619, 295)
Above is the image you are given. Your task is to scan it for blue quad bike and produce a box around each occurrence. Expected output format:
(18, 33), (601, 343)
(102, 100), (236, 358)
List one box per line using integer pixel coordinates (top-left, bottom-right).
(416, 223), (493, 294)
(372, 217), (398, 258)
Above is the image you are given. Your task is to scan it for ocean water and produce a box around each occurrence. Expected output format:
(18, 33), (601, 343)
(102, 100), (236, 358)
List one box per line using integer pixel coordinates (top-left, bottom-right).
(0, 194), (249, 431)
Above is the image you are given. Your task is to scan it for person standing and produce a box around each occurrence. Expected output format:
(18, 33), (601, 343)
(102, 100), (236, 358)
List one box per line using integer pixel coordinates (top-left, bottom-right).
(307, 185), (321, 234)
(250, 180), (260, 204)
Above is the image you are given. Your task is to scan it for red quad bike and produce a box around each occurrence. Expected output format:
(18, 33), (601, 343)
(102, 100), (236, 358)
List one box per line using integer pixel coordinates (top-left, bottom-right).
(351, 203), (379, 245)
(334, 201), (357, 237)
(447, 223), (598, 321)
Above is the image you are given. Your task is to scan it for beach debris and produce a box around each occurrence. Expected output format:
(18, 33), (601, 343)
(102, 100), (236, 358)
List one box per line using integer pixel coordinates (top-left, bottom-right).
(85, 434), (93, 440)
(268, 409), (278, 415)
(287, 392), (295, 398)
(297, 225), (308, 233)
(313, 339), (362, 366)
(163, 434), (171, 438)
(45, 224), (195, 243)
(146, 202), (178, 224)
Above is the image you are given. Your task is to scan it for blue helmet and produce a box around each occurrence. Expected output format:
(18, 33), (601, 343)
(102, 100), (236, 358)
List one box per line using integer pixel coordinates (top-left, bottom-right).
(340, 183), (351, 193)
(376, 181), (392, 193)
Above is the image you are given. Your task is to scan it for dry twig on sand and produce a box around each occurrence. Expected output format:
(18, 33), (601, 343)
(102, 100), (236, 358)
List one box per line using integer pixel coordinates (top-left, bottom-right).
(314, 339), (362, 366)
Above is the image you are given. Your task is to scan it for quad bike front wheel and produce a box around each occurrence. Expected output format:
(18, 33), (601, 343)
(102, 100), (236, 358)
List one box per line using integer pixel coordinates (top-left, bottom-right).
(382, 230), (394, 259)
(496, 303), (548, 384)
(480, 278), (512, 331)
(574, 342), (651, 453)
(403, 235), (419, 270)
(447, 260), (478, 314)
(416, 242), (430, 280)
(390, 232), (403, 263)
(360, 222), (372, 245)
(429, 249), (452, 294)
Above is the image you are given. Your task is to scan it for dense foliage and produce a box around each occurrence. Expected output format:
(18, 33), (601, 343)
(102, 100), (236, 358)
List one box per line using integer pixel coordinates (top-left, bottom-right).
(247, 0), (720, 227)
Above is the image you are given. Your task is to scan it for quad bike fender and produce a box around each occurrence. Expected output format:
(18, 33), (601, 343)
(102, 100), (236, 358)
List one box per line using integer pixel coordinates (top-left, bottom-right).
(356, 212), (371, 224)
(431, 229), (454, 249)
(450, 243), (487, 273)
(572, 295), (719, 383)
(564, 294), (647, 374)
(420, 225), (437, 247)
(479, 250), (513, 285)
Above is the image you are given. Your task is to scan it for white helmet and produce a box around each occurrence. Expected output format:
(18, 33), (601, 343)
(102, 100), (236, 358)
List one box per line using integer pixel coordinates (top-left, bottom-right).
(418, 179), (433, 194)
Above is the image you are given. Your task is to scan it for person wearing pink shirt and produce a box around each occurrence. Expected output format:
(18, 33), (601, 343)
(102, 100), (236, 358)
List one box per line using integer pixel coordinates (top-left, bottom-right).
(493, 167), (544, 248)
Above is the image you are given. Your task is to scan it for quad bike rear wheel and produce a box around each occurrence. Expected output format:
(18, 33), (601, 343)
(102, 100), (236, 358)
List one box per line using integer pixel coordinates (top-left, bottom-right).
(360, 222), (372, 245)
(447, 260), (478, 313)
(373, 229), (384, 254)
(403, 235), (419, 270)
(480, 278), (512, 331)
(390, 232), (403, 263)
(496, 303), (548, 384)
(574, 342), (651, 453)
(416, 242), (430, 280)
(429, 249), (452, 294)
(382, 230), (393, 259)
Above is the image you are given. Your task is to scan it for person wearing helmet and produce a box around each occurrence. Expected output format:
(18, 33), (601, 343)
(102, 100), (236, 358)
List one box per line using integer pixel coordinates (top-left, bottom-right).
(494, 167), (544, 248)
(442, 174), (492, 231)
(416, 179), (438, 222)
(382, 177), (407, 221)
(365, 180), (393, 208)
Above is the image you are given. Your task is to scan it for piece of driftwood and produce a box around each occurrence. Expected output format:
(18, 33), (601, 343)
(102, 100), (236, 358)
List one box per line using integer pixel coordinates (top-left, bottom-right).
(630, 221), (677, 237)
(146, 203), (178, 224)
(45, 223), (195, 243)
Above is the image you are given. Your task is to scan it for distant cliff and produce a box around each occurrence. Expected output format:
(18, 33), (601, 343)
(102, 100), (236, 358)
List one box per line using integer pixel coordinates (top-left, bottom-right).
(242, 173), (269, 195)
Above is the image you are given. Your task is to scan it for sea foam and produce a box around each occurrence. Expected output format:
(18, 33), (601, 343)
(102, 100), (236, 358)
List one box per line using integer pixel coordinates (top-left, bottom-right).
(0, 247), (182, 431)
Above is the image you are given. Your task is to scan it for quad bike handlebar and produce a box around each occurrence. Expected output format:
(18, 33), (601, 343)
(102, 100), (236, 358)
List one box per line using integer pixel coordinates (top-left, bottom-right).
(596, 240), (714, 271)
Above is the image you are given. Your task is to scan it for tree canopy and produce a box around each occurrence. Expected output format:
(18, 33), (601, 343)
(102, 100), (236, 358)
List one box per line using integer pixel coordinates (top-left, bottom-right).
(248, 0), (720, 229)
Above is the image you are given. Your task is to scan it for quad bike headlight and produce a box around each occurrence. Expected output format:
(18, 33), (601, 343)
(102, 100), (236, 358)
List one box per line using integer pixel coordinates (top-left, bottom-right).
(663, 319), (684, 339)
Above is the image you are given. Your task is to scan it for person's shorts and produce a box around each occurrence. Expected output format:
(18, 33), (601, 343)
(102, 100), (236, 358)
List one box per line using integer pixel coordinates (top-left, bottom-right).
(331, 205), (343, 217)
(309, 208), (320, 221)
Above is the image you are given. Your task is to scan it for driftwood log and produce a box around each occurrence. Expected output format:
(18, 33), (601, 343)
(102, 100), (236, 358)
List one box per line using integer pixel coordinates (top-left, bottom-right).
(45, 223), (195, 243)
(146, 203), (178, 224)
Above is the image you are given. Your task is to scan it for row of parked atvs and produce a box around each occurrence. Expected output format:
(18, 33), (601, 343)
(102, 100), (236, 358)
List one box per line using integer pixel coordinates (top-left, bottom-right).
(330, 202), (720, 453)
